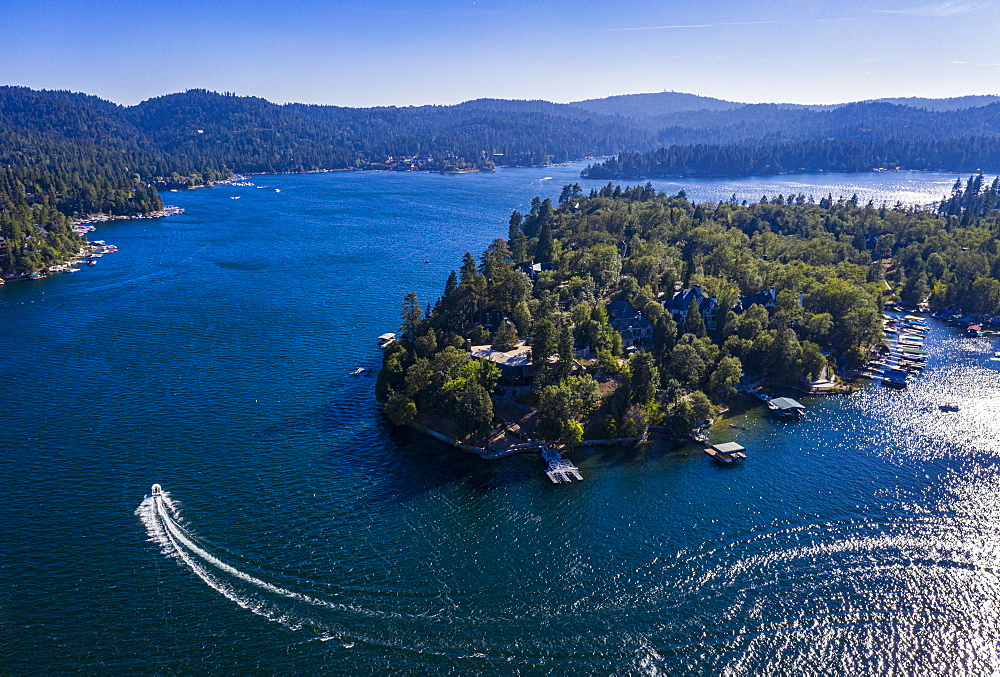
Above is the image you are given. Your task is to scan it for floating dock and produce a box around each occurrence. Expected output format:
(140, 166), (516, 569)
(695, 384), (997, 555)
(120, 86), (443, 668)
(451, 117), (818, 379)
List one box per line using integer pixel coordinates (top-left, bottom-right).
(541, 447), (583, 483)
(546, 458), (583, 483)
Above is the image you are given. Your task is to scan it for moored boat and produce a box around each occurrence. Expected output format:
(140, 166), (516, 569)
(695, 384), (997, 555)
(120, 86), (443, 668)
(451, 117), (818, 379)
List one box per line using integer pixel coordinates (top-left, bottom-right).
(881, 368), (909, 388)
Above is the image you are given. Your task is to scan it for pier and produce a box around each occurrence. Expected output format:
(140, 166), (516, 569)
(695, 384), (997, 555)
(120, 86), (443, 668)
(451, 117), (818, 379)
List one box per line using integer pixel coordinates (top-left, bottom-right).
(542, 447), (583, 483)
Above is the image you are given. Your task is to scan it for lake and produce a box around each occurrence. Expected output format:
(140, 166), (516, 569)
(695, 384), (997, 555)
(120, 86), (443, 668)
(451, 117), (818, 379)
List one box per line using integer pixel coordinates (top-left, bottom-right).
(2, 163), (998, 674)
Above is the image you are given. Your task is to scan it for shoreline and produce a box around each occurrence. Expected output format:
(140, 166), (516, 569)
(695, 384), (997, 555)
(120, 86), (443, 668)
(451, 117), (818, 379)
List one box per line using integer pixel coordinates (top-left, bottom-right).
(4, 206), (185, 282)
(406, 420), (650, 460)
(178, 158), (601, 187)
(582, 166), (984, 182)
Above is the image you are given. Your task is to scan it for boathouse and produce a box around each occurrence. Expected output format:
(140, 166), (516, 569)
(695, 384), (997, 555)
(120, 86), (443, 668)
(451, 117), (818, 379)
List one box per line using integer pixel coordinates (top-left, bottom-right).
(704, 441), (746, 462)
(767, 397), (806, 418)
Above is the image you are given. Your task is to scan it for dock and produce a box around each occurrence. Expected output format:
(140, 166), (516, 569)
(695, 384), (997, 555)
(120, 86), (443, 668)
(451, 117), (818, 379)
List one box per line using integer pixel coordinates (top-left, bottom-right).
(542, 447), (583, 483)
(546, 458), (583, 483)
(704, 441), (747, 463)
(767, 396), (806, 419)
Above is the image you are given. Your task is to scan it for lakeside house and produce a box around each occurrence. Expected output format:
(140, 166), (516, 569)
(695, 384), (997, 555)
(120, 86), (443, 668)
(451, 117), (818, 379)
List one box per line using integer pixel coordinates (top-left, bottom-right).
(470, 340), (534, 386)
(734, 286), (778, 313)
(522, 262), (554, 281)
(664, 285), (718, 331)
(607, 299), (654, 349)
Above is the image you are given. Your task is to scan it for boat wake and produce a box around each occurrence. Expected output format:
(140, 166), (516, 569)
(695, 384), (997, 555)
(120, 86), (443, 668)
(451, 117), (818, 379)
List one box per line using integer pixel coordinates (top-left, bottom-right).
(136, 492), (354, 640)
(135, 490), (450, 652)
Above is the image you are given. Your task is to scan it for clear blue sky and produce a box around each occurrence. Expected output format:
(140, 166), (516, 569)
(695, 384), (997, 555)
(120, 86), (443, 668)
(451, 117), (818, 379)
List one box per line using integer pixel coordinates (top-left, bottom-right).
(1, 0), (997, 106)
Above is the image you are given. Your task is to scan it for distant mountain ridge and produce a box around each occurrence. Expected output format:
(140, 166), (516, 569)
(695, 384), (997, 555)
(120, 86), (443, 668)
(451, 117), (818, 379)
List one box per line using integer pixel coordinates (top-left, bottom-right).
(569, 92), (743, 117)
(874, 95), (1000, 111)
(3, 84), (1000, 182)
(568, 91), (1000, 119)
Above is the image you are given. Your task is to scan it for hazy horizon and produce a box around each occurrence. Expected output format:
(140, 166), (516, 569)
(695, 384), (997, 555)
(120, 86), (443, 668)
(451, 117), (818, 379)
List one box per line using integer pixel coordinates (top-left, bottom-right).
(4, 83), (999, 111)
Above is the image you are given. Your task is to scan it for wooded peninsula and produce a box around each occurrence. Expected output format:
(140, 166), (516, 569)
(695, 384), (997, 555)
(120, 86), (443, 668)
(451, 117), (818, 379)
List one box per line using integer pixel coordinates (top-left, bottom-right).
(377, 177), (1000, 450)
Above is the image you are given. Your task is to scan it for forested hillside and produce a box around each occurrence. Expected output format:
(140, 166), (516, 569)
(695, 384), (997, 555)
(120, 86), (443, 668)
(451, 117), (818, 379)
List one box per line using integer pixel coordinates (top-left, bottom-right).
(0, 85), (653, 277)
(583, 137), (1000, 179)
(585, 102), (1000, 178)
(3, 84), (1000, 278)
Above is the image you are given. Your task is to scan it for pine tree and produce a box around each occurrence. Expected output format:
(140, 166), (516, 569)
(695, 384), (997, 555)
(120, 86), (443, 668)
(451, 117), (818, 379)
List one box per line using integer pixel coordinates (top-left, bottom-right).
(683, 298), (707, 338)
(535, 221), (554, 262)
(491, 320), (518, 352)
(400, 291), (423, 339)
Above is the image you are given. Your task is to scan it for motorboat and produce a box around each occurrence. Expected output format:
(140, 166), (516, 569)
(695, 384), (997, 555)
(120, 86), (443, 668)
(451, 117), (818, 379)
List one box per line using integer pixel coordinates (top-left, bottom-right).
(150, 483), (162, 497)
(939, 403), (960, 412)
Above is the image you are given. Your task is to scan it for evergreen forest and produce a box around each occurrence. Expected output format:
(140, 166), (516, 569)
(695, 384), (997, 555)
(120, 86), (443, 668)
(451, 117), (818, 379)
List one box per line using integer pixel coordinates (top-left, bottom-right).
(377, 176), (1000, 446)
(4, 85), (1000, 277)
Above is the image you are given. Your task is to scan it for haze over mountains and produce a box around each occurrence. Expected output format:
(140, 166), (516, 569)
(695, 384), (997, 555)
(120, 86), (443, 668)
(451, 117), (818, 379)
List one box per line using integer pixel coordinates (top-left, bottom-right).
(2, 84), (999, 276)
(4, 85), (999, 177)
(568, 91), (1000, 117)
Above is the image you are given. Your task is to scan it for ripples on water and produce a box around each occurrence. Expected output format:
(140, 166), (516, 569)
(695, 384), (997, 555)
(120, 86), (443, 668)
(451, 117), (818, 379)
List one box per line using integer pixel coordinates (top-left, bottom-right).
(2, 165), (999, 673)
(130, 325), (1000, 674)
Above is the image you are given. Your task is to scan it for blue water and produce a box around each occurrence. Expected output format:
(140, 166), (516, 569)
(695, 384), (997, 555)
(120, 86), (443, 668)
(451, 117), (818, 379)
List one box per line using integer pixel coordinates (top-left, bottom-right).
(2, 164), (999, 673)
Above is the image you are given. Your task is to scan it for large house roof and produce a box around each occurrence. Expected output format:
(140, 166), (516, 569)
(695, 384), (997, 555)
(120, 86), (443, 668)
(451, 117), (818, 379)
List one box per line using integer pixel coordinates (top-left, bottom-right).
(735, 286), (778, 313)
(608, 300), (653, 329)
(470, 341), (532, 367)
(664, 285), (716, 313)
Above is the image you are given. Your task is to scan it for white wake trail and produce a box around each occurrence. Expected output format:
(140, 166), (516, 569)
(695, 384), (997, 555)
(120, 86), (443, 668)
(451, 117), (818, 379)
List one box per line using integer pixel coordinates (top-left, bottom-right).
(137, 492), (369, 633)
(136, 495), (305, 630)
(153, 498), (352, 612)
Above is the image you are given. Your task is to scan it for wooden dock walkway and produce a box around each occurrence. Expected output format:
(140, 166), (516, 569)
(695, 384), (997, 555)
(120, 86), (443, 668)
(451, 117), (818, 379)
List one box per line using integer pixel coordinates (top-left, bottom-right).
(546, 458), (583, 483)
(540, 447), (583, 483)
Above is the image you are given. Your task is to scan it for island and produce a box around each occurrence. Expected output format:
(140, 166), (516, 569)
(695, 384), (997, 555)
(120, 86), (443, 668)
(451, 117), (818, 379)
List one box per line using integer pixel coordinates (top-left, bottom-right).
(378, 176), (1000, 455)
